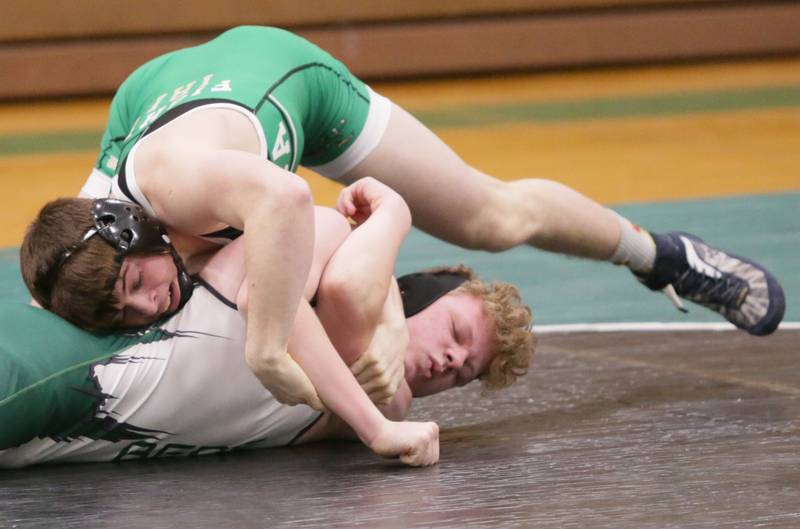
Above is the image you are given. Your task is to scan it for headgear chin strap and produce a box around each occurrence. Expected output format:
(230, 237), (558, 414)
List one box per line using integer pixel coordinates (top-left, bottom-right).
(397, 271), (468, 318)
(46, 198), (194, 313)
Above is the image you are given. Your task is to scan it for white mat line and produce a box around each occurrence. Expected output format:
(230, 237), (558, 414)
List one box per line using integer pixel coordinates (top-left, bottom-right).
(535, 321), (800, 334)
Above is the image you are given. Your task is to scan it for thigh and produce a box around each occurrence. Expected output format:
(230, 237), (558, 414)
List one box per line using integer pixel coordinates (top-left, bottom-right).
(342, 102), (499, 248)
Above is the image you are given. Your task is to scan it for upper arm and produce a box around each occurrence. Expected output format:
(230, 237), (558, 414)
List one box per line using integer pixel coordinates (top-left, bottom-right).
(314, 198), (409, 357)
(304, 208), (352, 301)
(222, 207), (351, 314)
(134, 142), (310, 236)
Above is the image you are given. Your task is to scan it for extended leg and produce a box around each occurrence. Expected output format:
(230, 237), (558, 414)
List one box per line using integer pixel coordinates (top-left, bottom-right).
(344, 101), (784, 335)
(345, 103), (622, 258)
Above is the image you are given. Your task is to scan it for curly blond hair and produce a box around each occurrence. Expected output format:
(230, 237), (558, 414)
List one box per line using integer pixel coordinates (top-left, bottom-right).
(423, 265), (535, 390)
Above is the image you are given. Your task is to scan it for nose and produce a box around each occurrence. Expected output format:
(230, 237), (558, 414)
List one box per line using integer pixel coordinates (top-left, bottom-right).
(444, 346), (468, 370)
(128, 289), (160, 316)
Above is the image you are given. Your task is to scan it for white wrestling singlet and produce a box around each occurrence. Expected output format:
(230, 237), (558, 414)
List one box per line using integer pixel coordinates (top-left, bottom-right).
(0, 284), (321, 467)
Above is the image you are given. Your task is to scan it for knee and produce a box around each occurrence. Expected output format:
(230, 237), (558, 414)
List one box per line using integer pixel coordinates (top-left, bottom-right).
(469, 214), (532, 252)
(467, 183), (545, 252)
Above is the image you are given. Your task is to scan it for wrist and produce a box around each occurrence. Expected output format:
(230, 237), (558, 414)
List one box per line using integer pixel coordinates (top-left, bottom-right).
(359, 415), (392, 448)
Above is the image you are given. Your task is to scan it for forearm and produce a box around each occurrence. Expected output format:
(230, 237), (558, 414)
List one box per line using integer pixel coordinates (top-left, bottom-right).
(331, 196), (411, 309)
(288, 300), (387, 445)
(317, 197), (411, 360)
(244, 198), (315, 364)
(295, 381), (413, 444)
(140, 147), (317, 367)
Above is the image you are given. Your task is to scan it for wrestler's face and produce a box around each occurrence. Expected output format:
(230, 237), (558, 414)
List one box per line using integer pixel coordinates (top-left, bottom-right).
(112, 253), (180, 327)
(404, 292), (496, 397)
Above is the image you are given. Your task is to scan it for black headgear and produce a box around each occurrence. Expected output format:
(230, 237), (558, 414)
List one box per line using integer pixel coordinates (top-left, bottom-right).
(41, 198), (193, 313)
(86, 198), (171, 255)
(397, 271), (468, 318)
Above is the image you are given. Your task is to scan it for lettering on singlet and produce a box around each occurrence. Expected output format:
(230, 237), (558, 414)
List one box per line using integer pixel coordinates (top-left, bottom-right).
(124, 75), (234, 142)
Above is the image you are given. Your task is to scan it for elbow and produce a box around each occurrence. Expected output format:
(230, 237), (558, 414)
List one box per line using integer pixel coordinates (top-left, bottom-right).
(244, 346), (283, 380)
(266, 173), (312, 210)
(246, 170), (312, 216)
(244, 348), (267, 378)
(284, 176), (313, 207)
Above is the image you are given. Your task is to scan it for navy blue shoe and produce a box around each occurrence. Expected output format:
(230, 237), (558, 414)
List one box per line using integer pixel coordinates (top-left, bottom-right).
(637, 232), (785, 336)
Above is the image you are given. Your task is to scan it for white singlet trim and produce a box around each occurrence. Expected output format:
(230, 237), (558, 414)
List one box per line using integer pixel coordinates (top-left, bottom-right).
(266, 94), (299, 171)
(307, 87), (392, 180)
(79, 168), (113, 198)
(113, 102), (268, 217)
(535, 321), (800, 334)
(113, 141), (154, 215)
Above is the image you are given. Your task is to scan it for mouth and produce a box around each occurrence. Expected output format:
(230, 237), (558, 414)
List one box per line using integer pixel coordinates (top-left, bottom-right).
(166, 278), (179, 314)
(424, 357), (434, 379)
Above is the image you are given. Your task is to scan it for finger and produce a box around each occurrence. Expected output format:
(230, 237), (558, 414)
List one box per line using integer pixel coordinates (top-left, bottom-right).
(338, 188), (356, 214)
(424, 446), (438, 467)
(349, 354), (373, 378)
(424, 427), (439, 466)
(361, 375), (391, 395)
(399, 447), (419, 467)
(355, 366), (382, 386)
(342, 197), (356, 217)
(307, 393), (326, 411)
(366, 372), (397, 394)
(352, 211), (370, 225)
(367, 388), (392, 404)
(386, 362), (403, 389)
(431, 429), (440, 465)
(368, 371), (399, 399)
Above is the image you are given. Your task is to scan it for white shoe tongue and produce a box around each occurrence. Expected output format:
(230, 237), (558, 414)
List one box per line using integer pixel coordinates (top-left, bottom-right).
(662, 284), (688, 313)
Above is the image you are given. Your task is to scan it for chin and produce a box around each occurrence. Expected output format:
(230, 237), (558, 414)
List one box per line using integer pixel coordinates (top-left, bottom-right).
(408, 381), (438, 398)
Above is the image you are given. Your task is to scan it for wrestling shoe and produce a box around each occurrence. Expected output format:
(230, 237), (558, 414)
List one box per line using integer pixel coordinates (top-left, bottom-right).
(636, 232), (785, 336)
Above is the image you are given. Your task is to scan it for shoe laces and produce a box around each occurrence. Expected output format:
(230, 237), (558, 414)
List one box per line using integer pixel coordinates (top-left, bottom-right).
(674, 268), (749, 308)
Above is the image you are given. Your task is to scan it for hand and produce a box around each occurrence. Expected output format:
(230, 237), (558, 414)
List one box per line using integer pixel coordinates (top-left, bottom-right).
(369, 420), (440, 467)
(350, 279), (408, 404)
(247, 353), (326, 411)
(351, 331), (406, 405)
(336, 176), (406, 226)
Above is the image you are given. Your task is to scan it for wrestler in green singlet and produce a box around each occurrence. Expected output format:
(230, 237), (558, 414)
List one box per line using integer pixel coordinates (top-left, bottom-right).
(95, 26), (385, 184)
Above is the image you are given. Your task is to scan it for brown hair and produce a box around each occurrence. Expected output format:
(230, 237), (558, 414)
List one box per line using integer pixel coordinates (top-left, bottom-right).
(20, 198), (123, 331)
(425, 265), (536, 390)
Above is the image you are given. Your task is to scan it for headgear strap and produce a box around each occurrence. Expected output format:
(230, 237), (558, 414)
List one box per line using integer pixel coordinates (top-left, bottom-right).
(39, 198), (193, 313)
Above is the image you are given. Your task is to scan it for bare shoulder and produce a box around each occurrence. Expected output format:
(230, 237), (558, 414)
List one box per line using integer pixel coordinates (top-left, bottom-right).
(198, 238), (247, 301)
(133, 106), (263, 196)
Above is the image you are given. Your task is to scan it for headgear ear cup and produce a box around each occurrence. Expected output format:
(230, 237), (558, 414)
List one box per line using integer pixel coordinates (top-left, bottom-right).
(90, 199), (171, 254)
